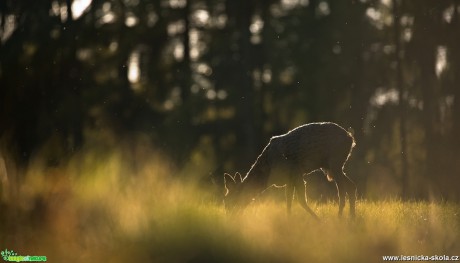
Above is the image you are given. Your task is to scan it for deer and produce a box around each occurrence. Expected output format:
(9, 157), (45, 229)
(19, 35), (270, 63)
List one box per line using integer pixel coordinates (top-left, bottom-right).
(224, 122), (357, 219)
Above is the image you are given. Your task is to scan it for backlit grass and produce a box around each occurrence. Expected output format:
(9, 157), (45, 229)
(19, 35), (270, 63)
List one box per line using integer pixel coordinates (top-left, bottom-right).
(1, 145), (459, 263)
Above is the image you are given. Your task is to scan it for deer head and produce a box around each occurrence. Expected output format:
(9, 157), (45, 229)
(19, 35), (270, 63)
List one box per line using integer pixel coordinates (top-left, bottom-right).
(223, 172), (248, 210)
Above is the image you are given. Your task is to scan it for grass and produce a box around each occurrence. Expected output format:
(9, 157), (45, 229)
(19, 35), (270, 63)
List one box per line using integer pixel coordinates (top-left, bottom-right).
(1, 145), (459, 263)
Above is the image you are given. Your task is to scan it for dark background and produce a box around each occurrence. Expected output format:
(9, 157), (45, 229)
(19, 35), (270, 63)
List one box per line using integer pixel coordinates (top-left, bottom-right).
(1, 0), (460, 200)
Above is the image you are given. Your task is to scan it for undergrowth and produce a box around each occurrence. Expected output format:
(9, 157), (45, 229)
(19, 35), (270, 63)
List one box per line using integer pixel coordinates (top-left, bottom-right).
(1, 145), (459, 263)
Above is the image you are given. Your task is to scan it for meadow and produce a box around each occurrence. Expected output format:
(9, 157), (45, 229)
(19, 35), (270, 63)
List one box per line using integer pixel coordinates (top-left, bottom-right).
(1, 144), (459, 263)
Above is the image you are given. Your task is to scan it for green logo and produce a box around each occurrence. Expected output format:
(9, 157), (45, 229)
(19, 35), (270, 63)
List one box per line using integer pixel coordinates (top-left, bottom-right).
(1, 249), (46, 262)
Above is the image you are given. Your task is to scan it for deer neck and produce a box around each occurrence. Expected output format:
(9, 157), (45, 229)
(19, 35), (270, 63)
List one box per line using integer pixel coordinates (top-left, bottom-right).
(241, 160), (270, 196)
(239, 142), (272, 199)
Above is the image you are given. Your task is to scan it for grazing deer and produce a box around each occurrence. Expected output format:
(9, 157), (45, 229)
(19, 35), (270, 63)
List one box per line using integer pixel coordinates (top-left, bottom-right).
(224, 122), (357, 218)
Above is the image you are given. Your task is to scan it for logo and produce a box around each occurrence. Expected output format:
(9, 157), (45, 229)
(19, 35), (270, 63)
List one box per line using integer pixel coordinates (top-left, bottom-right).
(1, 249), (47, 262)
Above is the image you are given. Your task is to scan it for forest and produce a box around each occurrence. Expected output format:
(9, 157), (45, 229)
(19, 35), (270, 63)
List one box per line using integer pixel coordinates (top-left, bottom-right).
(2, 0), (460, 200)
(1, 0), (460, 262)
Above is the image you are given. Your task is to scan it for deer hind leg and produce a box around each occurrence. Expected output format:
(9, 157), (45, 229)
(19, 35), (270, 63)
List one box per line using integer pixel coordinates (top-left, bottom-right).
(330, 167), (357, 217)
(285, 183), (295, 215)
(333, 174), (346, 217)
(293, 177), (319, 220)
(344, 173), (357, 217)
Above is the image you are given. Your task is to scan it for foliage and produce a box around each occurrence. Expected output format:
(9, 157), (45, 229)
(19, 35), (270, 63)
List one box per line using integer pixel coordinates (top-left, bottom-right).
(1, 146), (459, 262)
(1, 0), (460, 206)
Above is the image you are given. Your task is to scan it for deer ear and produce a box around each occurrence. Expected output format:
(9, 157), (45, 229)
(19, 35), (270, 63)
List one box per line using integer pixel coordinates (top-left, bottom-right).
(235, 172), (243, 183)
(224, 173), (237, 195)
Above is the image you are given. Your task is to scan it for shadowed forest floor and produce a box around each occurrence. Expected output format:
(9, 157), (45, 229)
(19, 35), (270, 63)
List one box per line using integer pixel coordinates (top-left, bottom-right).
(0, 148), (459, 263)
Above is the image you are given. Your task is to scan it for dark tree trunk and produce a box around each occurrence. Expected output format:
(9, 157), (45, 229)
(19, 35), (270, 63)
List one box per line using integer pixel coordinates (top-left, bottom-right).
(226, 0), (258, 163)
(412, 4), (439, 198)
(393, 0), (409, 200)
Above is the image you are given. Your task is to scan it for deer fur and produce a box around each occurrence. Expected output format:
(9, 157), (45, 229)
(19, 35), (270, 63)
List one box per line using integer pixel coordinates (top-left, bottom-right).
(224, 122), (357, 218)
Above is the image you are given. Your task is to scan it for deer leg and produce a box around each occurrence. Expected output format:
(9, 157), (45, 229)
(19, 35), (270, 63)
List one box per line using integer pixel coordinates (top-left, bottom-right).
(332, 172), (346, 217)
(333, 167), (357, 217)
(285, 184), (294, 215)
(294, 178), (319, 220)
(344, 174), (357, 217)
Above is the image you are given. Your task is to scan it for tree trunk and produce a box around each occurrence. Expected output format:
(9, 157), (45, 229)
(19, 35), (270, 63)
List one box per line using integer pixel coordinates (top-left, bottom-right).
(393, 0), (409, 200)
(410, 2), (443, 199)
(226, 0), (258, 163)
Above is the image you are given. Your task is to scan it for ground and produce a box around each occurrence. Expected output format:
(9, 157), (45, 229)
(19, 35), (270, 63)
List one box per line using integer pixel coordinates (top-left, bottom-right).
(1, 148), (459, 262)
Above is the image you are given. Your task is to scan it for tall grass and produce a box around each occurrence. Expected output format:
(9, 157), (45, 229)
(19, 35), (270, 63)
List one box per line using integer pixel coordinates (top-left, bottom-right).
(1, 143), (459, 263)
